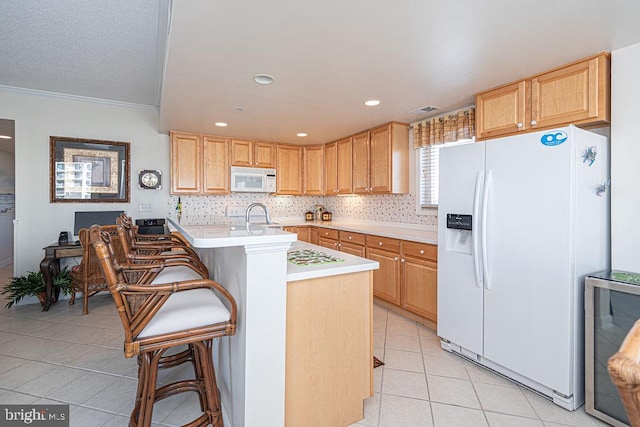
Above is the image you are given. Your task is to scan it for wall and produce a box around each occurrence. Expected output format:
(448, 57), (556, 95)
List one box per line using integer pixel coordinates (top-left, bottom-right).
(0, 88), (170, 274)
(611, 43), (640, 272)
(167, 193), (437, 227)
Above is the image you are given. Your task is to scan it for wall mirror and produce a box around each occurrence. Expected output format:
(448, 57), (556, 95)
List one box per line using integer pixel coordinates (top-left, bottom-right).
(50, 136), (130, 203)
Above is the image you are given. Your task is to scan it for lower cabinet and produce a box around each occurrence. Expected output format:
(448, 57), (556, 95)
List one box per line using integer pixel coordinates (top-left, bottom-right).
(303, 226), (439, 326)
(400, 242), (438, 322)
(283, 226), (310, 243)
(366, 236), (401, 306)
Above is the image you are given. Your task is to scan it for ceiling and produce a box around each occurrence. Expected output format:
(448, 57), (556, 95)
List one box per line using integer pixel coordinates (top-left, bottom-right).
(2, 1), (640, 145)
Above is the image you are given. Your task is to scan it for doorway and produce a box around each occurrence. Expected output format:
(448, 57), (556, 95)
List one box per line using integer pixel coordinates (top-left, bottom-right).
(0, 119), (15, 283)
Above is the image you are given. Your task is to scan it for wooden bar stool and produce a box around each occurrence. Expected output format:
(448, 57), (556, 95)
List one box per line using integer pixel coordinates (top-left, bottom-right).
(90, 225), (236, 427)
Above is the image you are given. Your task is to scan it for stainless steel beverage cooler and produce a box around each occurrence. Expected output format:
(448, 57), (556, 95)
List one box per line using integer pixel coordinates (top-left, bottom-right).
(585, 271), (640, 427)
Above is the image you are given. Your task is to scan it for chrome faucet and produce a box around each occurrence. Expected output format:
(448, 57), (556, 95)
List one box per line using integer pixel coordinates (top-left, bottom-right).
(245, 202), (272, 224)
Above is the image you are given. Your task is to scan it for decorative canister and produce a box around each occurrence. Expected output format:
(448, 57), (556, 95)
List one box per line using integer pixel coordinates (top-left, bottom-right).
(305, 211), (314, 221)
(321, 211), (332, 221)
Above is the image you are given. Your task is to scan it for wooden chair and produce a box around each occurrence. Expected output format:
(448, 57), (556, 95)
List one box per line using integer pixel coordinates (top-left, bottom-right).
(115, 214), (209, 278)
(69, 225), (126, 315)
(608, 319), (640, 427)
(90, 224), (236, 427)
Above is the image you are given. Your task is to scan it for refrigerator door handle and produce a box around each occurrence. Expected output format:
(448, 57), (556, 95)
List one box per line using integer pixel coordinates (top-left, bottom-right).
(482, 170), (492, 289)
(472, 171), (484, 288)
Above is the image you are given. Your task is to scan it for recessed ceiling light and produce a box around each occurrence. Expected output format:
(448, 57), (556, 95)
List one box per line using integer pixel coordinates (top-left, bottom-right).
(296, 133), (307, 137)
(364, 99), (381, 106)
(0, 135), (11, 139)
(215, 122), (228, 127)
(253, 74), (275, 85)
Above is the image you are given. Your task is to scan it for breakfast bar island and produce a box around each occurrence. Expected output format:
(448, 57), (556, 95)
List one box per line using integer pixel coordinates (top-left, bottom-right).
(167, 215), (379, 427)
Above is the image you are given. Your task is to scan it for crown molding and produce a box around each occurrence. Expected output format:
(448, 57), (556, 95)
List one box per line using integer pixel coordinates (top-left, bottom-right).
(0, 85), (158, 112)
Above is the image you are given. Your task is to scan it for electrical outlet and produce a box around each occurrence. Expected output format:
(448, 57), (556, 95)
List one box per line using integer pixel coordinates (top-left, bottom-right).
(139, 204), (152, 213)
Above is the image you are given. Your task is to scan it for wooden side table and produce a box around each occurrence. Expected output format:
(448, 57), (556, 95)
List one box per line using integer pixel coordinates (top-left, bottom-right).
(39, 242), (83, 311)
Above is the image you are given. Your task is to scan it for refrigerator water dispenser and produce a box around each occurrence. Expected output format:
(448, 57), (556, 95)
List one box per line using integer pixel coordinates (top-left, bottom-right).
(445, 214), (472, 254)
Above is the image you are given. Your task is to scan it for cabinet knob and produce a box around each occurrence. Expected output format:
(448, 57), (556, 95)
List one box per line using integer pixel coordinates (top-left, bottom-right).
(517, 122), (523, 128)
(530, 120), (537, 126)
(394, 256), (398, 261)
(419, 249), (424, 254)
(401, 258), (405, 263)
(348, 236), (352, 240)
(379, 242), (383, 246)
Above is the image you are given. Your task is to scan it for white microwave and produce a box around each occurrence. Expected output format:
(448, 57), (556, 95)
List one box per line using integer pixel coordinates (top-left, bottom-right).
(230, 166), (276, 193)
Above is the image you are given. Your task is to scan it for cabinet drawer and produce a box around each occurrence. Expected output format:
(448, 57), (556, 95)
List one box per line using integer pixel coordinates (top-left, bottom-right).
(339, 231), (366, 246)
(318, 228), (339, 240)
(366, 235), (400, 252)
(402, 241), (437, 261)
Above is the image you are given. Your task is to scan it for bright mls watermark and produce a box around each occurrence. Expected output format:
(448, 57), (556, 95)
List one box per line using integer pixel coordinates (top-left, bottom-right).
(0, 405), (69, 426)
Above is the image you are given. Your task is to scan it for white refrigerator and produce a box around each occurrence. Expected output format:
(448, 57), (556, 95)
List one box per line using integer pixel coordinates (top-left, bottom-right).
(437, 125), (609, 410)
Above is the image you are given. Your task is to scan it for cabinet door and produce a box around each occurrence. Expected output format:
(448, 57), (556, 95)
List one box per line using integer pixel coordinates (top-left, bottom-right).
(369, 125), (392, 193)
(170, 132), (202, 194)
(476, 81), (527, 140)
(254, 141), (275, 168)
(202, 136), (229, 194)
(230, 139), (253, 167)
(303, 146), (324, 195)
(276, 145), (302, 195)
(366, 247), (401, 305)
(402, 256), (437, 322)
(352, 131), (370, 194)
(324, 142), (338, 195)
(318, 236), (339, 250)
(309, 227), (319, 245)
(336, 137), (353, 194)
(296, 227), (310, 243)
(531, 54), (610, 129)
(340, 241), (365, 257)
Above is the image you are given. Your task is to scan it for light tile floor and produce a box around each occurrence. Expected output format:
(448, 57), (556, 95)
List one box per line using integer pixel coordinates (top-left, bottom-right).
(0, 264), (611, 426)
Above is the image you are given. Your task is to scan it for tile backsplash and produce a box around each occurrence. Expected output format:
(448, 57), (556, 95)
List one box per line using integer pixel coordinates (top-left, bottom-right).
(167, 194), (437, 228)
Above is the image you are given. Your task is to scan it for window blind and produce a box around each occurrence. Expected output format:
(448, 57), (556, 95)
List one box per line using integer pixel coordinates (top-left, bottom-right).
(419, 139), (474, 207)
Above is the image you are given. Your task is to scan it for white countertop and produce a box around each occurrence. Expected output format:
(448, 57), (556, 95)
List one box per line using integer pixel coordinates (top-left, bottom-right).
(286, 241), (379, 282)
(167, 215), (297, 248)
(275, 219), (438, 245)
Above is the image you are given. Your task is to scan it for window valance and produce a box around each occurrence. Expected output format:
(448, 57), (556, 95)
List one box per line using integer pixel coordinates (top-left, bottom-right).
(412, 106), (476, 148)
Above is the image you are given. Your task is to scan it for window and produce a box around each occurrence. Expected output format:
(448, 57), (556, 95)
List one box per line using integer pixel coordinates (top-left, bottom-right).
(418, 139), (473, 207)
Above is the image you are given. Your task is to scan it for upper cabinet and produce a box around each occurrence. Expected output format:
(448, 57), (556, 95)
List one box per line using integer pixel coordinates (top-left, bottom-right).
(276, 144), (302, 195)
(303, 145), (324, 196)
(353, 123), (409, 194)
(230, 139), (275, 168)
(325, 137), (353, 195)
(476, 53), (610, 140)
(170, 131), (229, 195)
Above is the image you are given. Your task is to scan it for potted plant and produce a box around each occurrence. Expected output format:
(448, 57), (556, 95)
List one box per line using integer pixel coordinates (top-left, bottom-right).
(2, 267), (72, 309)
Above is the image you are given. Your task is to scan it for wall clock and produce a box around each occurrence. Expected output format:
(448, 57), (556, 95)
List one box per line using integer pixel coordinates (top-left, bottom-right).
(138, 169), (162, 190)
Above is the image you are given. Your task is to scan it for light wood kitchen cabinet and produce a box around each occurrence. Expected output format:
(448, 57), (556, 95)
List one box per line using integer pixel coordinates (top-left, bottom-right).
(339, 231), (366, 257)
(284, 226), (310, 243)
(476, 53), (610, 140)
(352, 123), (409, 194)
(303, 145), (324, 195)
(336, 137), (353, 194)
(230, 139), (275, 168)
(170, 131), (229, 194)
(352, 131), (370, 194)
(401, 241), (438, 322)
(318, 228), (339, 250)
(366, 235), (401, 305)
(309, 227), (319, 245)
(276, 144), (302, 195)
(324, 141), (337, 195)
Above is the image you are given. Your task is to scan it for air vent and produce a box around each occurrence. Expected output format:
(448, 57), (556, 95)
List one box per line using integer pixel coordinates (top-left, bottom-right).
(410, 105), (440, 115)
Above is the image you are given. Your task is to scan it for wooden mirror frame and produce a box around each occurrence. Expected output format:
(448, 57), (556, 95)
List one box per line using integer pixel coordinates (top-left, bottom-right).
(50, 136), (130, 203)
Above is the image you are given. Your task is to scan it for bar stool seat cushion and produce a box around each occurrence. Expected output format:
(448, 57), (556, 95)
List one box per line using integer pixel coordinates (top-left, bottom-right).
(151, 266), (204, 284)
(139, 288), (231, 338)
